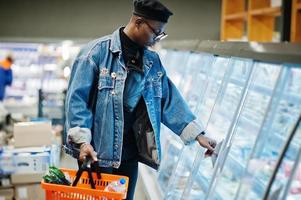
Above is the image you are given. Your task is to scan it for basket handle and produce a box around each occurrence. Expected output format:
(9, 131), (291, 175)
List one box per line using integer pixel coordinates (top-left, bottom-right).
(72, 157), (100, 189)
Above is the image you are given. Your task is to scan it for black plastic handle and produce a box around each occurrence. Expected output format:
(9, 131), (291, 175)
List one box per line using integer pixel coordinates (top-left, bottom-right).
(72, 157), (96, 189)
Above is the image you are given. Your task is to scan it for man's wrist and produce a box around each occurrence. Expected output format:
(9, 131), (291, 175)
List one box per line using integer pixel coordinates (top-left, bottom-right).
(196, 131), (206, 140)
(79, 142), (89, 149)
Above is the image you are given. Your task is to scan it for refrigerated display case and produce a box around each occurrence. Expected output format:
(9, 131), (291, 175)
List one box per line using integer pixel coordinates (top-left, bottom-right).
(139, 41), (301, 200)
(232, 64), (301, 200)
(157, 52), (217, 196)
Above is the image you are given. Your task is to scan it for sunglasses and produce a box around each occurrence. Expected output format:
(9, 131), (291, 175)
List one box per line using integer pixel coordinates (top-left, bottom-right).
(143, 20), (168, 42)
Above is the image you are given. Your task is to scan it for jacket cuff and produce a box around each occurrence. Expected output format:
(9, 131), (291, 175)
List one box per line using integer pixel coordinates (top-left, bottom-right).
(67, 126), (92, 144)
(180, 120), (205, 145)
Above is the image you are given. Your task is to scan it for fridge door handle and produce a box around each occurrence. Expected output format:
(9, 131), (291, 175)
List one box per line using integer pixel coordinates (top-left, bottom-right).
(211, 140), (224, 168)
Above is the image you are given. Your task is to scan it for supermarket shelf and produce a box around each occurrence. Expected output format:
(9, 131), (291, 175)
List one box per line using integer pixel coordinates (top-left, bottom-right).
(219, 107), (260, 132)
(229, 77), (301, 104)
(227, 153), (245, 175)
(271, 133), (299, 160)
(229, 77), (273, 96)
(195, 171), (223, 200)
(252, 176), (266, 198)
(225, 12), (247, 20)
(227, 154), (265, 197)
(249, 7), (281, 17)
(195, 173), (210, 195)
(284, 93), (301, 105)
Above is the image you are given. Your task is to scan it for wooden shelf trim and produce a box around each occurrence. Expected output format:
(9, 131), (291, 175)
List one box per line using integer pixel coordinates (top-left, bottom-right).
(249, 7), (281, 17)
(296, 3), (301, 10)
(224, 12), (247, 20)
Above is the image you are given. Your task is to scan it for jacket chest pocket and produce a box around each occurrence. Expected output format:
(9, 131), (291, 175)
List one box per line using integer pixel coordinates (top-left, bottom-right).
(98, 72), (119, 95)
(98, 76), (114, 90)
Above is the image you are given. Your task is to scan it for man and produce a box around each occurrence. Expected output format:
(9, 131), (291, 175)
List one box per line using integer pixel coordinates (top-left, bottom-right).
(0, 56), (13, 101)
(65, 0), (216, 199)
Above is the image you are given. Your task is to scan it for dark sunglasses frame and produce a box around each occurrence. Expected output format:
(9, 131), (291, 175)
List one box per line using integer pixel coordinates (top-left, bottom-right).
(143, 20), (168, 41)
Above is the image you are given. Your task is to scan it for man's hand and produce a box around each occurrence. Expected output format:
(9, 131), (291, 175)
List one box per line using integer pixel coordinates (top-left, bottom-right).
(79, 143), (98, 162)
(196, 134), (217, 157)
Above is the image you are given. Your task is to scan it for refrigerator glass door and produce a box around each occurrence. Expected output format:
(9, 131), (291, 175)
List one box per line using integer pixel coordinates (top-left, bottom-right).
(233, 64), (301, 200)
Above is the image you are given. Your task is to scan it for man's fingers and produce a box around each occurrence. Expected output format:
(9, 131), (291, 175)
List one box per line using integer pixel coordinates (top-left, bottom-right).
(204, 149), (214, 157)
(79, 144), (98, 162)
(197, 136), (217, 158)
(92, 151), (98, 162)
(209, 140), (217, 148)
(205, 142), (215, 151)
(79, 153), (87, 162)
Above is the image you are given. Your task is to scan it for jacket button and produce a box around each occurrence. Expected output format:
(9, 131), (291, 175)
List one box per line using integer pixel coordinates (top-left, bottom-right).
(111, 72), (117, 78)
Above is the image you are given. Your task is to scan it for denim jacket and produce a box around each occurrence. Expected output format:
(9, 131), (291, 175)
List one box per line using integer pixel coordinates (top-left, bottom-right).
(65, 28), (204, 170)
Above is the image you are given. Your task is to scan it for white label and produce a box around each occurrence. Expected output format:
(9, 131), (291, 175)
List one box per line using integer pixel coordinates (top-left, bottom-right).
(17, 187), (28, 199)
(1, 178), (10, 186)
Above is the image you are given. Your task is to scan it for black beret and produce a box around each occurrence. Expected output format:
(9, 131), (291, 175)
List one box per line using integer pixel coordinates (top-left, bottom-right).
(133, 0), (173, 23)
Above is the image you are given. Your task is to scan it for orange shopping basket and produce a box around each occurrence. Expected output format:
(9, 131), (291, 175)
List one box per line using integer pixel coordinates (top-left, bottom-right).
(41, 168), (129, 200)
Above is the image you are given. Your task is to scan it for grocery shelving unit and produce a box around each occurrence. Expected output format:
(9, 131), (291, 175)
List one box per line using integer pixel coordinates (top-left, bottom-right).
(0, 42), (79, 119)
(291, 0), (301, 42)
(38, 89), (66, 125)
(248, 0), (281, 41)
(221, 0), (286, 42)
(220, 0), (247, 41)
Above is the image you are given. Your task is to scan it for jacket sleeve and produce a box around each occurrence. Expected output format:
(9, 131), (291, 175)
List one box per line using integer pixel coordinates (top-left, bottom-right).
(159, 58), (205, 145)
(65, 56), (98, 144)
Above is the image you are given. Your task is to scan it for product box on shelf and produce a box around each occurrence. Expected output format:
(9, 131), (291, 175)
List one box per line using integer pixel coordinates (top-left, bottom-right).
(10, 173), (45, 185)
(13, 121), (52, 148)
(11, 147), (51, 184)
(0, 146), (52, 184)
(14, 184), (45, 200)
(0, 187), (14, 200)
(12, 147), (51, 174)
(0, 152), (15, 175)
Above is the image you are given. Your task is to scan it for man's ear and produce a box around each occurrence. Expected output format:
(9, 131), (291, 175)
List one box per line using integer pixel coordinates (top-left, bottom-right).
(135, 17), (144, 28)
